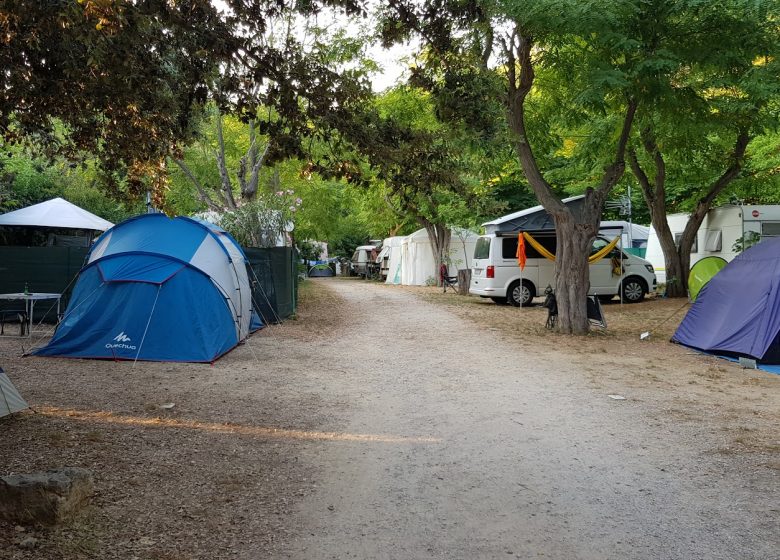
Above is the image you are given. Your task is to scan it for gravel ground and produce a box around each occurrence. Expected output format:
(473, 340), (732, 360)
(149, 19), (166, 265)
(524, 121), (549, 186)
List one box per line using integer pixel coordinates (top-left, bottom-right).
(0, 277), (778, 559)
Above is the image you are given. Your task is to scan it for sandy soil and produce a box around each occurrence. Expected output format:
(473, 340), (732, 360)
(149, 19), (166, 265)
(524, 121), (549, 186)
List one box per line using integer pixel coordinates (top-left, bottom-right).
(0, 278), (777, 559)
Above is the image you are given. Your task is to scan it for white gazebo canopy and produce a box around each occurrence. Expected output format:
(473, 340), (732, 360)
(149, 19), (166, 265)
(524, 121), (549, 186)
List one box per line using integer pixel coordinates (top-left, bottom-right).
(0, 197), (114, 231)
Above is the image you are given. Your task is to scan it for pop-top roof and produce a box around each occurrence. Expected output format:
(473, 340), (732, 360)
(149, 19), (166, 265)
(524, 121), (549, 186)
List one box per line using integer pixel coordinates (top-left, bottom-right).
(482, 195), (586, 234)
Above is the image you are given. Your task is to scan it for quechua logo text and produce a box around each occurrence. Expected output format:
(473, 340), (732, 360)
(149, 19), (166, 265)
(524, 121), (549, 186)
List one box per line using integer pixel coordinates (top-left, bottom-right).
(106, 331), (137, 350)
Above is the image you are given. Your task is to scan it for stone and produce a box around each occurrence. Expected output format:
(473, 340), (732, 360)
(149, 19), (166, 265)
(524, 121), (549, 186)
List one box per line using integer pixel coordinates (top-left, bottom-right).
(0, 467), (94, 525)
(19, 536), (38, 549)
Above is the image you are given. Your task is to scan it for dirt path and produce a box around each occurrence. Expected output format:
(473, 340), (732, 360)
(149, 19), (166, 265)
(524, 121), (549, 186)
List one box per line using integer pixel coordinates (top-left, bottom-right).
(1, 278), (777, 559)
(278, 280), (777, 559)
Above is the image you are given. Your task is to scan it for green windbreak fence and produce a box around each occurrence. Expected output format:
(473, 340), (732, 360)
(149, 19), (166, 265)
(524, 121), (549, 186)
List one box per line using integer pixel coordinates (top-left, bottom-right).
(0, 245), (298, 325)
(244, 247), (298, 324)
(0, 246), (89, 322)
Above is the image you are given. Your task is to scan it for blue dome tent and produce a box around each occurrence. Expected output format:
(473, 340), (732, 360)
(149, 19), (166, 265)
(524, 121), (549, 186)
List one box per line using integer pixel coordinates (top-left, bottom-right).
(34, 214), (262, 362)
(672, 237), (780, 365)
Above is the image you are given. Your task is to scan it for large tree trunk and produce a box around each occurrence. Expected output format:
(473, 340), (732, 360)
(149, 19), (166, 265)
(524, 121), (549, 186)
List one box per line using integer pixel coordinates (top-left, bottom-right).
(503, 26), (635, 333)
(652, 217), (687, 297)
(553, 213), (599, 334)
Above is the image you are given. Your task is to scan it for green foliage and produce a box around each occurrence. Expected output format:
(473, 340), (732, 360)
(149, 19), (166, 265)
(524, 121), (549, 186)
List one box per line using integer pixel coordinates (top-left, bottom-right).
(735, 132), (780, 204)
(214, 189), (301, 248)
(1, 1), (371, 200)
(0, 143), (140, 220)
(623, 0), (780, 217)
(0, 1), (233, 192)
(297, 240), (321, 262)
(733, 231), (762, 253)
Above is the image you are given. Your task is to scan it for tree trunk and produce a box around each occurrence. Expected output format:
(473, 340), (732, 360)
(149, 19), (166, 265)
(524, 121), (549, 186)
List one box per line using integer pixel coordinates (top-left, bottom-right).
(629, 127), (750, 298)
(654, 221), (686, 297)
(457, 269), (471, 295)
(654, 224), (686, 297)
(554, 231), (592, 334)
(422, 221), (451, 285)
(502, 26), (635, 333)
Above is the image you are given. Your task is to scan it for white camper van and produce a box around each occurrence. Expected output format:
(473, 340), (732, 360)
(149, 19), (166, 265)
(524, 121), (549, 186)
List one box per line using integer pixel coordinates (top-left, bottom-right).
(645, 204), (780, 283)
(470, 232), (657, 306)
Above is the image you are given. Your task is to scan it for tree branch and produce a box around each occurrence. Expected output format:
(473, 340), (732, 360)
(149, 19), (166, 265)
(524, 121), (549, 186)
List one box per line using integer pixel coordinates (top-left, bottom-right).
(627, 148), (653, 203)
(215, 113), (237, 210)
(245, 141), (271, 201)
(595, 98), (638, 198)
(171, 157), (221, 212)
(682, 128), (751, 252)
(697, 129), (751, 211)
(505, 24), (563, 215)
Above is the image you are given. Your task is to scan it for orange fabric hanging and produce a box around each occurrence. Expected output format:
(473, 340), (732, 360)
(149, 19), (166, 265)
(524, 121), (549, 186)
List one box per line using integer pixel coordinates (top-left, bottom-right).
(516, 232), (527, 270)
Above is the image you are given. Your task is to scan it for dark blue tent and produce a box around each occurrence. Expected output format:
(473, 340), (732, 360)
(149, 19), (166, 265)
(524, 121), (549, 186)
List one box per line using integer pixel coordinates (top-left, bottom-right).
(672, 237), (780, 364)
(34, 214), (261, 363)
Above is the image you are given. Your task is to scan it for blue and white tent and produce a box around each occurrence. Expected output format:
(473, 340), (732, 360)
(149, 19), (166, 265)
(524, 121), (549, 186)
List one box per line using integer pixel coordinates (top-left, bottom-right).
(34, 214), (262, 362)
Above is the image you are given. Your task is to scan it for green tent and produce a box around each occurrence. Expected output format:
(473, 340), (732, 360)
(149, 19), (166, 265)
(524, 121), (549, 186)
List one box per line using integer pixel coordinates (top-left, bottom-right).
(688, 256), (728, 302)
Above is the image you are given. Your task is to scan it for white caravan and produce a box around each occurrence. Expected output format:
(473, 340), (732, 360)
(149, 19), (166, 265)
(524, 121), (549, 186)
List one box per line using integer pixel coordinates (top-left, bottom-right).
(645, 204), (780, 283)
(350, 244), (379, 276)
(378, 236), (405, 282)
(470, 232), (657, 305)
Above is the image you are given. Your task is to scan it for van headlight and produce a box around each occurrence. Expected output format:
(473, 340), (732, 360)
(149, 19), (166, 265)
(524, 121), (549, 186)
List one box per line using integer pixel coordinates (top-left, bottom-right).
(645, 264), (654, 274)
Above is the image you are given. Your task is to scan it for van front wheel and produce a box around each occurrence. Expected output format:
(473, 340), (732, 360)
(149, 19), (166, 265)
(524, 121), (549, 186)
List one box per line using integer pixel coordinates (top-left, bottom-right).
(621, 277), (647, 303)
(508, 280), (535, 307)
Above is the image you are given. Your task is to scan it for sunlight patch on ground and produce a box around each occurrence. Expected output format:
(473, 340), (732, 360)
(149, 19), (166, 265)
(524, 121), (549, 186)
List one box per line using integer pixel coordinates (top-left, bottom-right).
(37, 407), (440, 444)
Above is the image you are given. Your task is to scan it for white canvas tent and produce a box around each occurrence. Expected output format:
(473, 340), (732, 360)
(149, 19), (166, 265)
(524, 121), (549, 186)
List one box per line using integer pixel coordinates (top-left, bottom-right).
(381, 236), (406, 285)
(0, 368), (28, 418)
(398, 228), (479, 286)
(0, 198), (114, 231)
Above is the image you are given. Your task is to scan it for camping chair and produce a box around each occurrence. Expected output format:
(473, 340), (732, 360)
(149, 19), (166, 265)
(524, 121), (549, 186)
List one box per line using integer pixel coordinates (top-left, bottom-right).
(439, 263), (458, 293)
(586, 296), (607, 328)
(542, 288), (607, 330)
(0, 310), (29, 336)
(543, 286), (557, 329)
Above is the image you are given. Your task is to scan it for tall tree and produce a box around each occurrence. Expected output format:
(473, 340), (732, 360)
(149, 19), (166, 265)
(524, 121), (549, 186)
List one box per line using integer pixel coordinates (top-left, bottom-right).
(626, 1), (780, 296)
(381, 0), (780, 332)
(381, 1), (671, 333)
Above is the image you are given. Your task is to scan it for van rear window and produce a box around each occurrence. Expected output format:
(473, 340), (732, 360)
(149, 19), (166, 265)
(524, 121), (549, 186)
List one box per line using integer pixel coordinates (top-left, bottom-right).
(474, 237), (491, 259)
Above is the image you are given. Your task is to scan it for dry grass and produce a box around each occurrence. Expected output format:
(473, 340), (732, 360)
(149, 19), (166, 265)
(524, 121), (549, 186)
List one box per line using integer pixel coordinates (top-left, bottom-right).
(391, 282), (780, 461)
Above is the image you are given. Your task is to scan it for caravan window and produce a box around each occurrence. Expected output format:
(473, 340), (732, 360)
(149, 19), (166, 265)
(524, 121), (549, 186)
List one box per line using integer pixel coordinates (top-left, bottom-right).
(761, 222), (780, 238)
(704, 230), (722, 252)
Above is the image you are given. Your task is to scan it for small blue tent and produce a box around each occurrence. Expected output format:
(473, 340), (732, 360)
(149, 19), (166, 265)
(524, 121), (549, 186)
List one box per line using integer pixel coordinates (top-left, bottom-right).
(672, 237), (780, 364)
(34, 214), (262, 362)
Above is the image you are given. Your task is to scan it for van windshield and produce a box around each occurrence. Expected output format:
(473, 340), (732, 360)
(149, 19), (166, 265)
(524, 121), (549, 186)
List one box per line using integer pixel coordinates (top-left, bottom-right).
(474, 237), (491, 259)
(591, 237), (625, 259)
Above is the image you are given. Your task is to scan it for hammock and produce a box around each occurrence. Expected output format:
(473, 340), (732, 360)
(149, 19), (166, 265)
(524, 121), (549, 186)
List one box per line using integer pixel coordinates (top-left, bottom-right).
(517, 231), (620, 270)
